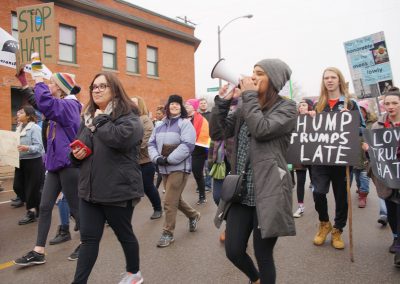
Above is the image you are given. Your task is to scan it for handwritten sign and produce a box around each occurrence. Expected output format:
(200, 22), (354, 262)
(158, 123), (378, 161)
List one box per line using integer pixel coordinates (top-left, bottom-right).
(0, 130), (20, 168)
(344, 31), (394, 98)
(286, 111), (360, 166)
(363, 128), (400, 188)
(17, 2), (55, 65)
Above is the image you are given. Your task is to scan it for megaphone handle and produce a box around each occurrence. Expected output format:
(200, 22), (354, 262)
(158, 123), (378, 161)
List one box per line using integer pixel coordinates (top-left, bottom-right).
(225, 83), (236, 98)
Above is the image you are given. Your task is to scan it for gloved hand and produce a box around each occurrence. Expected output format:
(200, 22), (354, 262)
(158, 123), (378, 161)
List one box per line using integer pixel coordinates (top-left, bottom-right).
(157, 157), (168, 166)
(15, 69), (28, 87)
(30, 52), (44, 78)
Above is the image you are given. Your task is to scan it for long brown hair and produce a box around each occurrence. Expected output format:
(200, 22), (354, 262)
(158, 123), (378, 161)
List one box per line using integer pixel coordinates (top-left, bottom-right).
(132, 96), (149, 116)
(85, 72), (138, 119)
(258, 82), (281, 111)
(315, 67), (351, 113)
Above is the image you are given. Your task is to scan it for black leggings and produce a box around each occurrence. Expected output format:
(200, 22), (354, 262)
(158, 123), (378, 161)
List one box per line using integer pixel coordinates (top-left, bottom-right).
(73, 199), (139, 284)
(36, 167), (79, 247)
(295, 167), (312, 204)
(225, 203), (278, 284)
(192, 155), (206, 199)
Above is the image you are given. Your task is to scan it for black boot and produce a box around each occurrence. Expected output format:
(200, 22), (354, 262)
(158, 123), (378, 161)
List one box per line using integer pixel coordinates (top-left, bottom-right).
(18, 211), (36, 225)
(49, 225), (71, 245)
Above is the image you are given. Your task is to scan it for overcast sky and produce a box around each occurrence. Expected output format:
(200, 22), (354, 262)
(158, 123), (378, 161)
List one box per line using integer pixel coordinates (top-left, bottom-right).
(128, 0), (400, 99)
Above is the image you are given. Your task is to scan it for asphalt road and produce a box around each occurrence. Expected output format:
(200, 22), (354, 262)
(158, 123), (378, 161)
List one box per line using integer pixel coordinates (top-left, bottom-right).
(0, 175), (399, 284)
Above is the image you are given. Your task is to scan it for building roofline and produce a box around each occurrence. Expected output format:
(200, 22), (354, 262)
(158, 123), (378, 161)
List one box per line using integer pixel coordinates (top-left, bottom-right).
(50, 0), (201, 49)
(114, 0), (195, 29)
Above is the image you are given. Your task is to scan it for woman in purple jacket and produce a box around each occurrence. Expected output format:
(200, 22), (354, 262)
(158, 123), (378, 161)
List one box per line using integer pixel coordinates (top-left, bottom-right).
(15, 54), (82, 266)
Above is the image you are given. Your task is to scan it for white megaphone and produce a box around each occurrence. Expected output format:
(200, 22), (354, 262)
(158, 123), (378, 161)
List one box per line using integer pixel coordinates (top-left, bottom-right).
(211, 59), (242, 97)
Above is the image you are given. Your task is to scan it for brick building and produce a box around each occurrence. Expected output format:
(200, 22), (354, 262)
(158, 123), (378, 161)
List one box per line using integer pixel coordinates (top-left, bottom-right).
(0, 0), (200, 130)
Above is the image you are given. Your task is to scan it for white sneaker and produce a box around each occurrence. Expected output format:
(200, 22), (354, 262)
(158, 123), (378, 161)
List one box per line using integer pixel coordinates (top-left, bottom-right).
(293, 207), (304, 218)
(119, 271), (144, 284)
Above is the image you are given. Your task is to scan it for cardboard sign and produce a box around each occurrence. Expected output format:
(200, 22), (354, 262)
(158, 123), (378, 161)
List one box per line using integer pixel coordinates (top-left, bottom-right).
(363, 128), (400, 188)
(0, 130), (20, 168)
(286, 111), (360, 166)
(344, 32), (394, 99)
(17, 2), (55, 65)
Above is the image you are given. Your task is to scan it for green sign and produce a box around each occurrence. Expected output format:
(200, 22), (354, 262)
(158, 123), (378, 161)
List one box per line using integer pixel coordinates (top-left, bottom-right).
(207, 87), (219, 92)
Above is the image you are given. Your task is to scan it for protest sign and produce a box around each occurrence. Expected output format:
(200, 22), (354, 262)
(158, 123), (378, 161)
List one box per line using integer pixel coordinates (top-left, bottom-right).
(286, 111), (360, 166)
(0, 27), (52, 79)
(0, 130), (20, 168)
(17, 2), (56, 65)
(363, 128), (400, 188)
(344, 31), (394, 99)
(0, 28), (19, 69)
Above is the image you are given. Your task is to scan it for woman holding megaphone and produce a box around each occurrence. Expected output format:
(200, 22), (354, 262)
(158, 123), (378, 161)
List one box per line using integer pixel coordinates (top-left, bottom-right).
(210, 59), (297, 284)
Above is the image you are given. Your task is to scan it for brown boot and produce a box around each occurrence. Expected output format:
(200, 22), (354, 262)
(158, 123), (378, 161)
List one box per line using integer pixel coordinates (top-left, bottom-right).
(313, 221), (332, 246)
(331, 228), (345, 249)
(358, 192), (368, 208)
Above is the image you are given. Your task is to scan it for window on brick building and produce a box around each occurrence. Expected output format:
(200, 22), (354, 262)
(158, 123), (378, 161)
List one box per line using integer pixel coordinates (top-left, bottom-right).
(11, 12), (18, 40)
(147, 46), (158, 76)
(59, 25), (76, 63)
(126, 41), (139, 73)
(103, 36), (117, 69)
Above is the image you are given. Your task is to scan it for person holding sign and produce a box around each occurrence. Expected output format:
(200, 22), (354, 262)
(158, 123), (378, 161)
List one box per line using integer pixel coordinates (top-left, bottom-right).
(363, 87), (400, 268)
(310, 67), (364, 250)
(14, 53), (82, 266)
(210, 59), (297, 284)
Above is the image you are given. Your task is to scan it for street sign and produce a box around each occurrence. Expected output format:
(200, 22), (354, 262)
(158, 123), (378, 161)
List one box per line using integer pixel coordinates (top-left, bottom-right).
(207, 87), (219, 92)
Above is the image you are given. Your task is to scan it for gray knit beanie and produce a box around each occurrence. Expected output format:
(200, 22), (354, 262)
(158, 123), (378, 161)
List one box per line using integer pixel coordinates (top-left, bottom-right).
(255, 59), (292, 92)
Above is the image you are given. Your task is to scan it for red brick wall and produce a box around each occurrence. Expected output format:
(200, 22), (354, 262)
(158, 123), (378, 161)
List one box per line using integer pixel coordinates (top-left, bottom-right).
(0, 0), (197, 130)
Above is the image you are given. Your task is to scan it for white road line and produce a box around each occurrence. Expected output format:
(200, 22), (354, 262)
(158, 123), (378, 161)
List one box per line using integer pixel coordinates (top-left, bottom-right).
(0, 200), (11, 204)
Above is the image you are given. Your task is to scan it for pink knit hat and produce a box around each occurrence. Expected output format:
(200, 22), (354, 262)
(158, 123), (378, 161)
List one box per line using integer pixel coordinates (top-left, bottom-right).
(186, 99), (200, 111)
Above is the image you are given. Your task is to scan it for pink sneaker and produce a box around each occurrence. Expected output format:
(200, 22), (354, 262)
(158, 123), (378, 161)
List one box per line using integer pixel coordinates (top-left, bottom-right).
(119, 271), (143, 284)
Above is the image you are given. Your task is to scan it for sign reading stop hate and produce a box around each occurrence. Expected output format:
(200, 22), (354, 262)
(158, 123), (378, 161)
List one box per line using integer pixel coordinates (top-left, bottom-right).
(17, 2), (56, 65)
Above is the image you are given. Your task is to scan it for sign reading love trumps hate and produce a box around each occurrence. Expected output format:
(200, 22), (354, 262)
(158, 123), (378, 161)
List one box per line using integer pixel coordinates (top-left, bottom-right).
(286, 111), (360, 166)
(363, 128), (400, 188)
(17, 2), (56, 65)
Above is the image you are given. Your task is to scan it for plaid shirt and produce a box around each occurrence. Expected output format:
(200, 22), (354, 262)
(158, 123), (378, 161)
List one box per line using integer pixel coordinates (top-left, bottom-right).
(237, 122), (255, 206)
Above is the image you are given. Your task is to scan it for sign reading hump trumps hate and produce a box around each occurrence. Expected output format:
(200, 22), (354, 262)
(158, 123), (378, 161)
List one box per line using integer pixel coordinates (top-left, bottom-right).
(286, 111), (360, 166)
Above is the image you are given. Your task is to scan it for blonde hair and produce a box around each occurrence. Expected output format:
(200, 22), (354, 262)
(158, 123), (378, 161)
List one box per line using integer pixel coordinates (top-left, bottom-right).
(315, 67), (351, 113)
(132, 96), (148, 116)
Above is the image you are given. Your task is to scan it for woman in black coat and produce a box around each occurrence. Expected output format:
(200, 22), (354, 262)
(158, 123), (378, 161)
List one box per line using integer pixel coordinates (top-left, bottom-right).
(70, 72), (144, 284)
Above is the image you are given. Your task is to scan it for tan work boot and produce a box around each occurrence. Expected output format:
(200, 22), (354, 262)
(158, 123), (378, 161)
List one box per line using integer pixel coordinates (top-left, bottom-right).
(313, 221), (332, 246)
(331, 228), (345, 249)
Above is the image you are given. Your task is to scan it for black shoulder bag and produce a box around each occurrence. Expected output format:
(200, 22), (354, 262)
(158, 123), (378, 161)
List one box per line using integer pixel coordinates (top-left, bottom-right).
(220, 157), (250, 203)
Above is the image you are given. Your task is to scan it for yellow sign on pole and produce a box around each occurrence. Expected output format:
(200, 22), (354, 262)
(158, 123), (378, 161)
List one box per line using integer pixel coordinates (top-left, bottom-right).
(17, 2), (56, 65)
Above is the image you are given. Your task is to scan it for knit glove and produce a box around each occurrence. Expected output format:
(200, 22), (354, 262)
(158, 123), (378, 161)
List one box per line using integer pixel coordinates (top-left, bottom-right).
(30, 52), (44, 78)
(15, 69), (28, 87)
(156, 157), (168, 166)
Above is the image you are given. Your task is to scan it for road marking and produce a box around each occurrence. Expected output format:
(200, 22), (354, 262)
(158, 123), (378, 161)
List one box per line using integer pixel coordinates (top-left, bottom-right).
(0, 190), (13, 193)
(0, 200), (11, 205)
(0, 261), (14, 270)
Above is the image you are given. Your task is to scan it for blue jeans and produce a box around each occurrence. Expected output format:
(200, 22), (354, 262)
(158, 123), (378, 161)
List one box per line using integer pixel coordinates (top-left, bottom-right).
(379, 198), (387, 216)
(57, 195), (70, 226)
(353, 169), (369, 193)
(204, 166), (212, 188)
(213, 179), (224, 205)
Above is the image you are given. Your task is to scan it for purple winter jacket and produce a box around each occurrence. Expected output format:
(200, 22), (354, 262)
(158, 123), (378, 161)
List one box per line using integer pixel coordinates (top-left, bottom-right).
(34, 82), (81, 172)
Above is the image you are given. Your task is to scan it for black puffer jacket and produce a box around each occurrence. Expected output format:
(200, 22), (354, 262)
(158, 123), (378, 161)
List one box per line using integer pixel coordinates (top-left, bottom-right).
(71, 111), (144, 203)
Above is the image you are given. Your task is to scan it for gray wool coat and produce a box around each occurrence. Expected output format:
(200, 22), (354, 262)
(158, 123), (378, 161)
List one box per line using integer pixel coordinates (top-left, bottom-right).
(210, 91), (297, 238)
